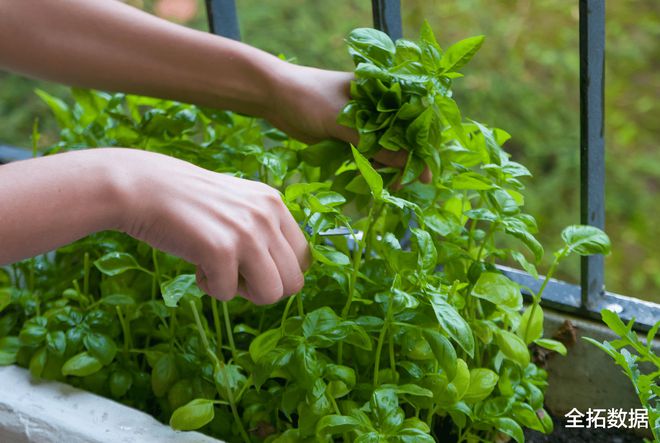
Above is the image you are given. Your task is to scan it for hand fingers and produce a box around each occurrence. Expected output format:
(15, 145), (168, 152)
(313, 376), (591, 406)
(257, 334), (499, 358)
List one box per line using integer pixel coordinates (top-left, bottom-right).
(278, 205), (311, 272)
(373, 149), (408, 168)
(239, 244), (284, 305)
(421, 165), (432, 183)
(196, 244), (239, 301)
(373, 149), (433, 184)
(269, 236), (305, 297)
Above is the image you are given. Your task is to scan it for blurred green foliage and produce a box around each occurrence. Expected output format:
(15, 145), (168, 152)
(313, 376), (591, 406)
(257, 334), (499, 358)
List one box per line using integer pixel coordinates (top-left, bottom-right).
(0, 0), (657, 302)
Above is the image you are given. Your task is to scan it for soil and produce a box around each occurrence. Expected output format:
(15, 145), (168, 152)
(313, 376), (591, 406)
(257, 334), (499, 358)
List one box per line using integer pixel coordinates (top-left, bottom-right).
(524, 414), (647, 443)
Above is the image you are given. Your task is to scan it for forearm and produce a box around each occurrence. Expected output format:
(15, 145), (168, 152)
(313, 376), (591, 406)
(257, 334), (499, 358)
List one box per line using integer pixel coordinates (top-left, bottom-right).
(0, 149), (125, 265)
(0, 0), (284, 117)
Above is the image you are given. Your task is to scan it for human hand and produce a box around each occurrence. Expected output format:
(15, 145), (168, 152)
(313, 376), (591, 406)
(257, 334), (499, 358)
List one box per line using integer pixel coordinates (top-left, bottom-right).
(112, 149), (309, 304)
(266, 63), (431, 183)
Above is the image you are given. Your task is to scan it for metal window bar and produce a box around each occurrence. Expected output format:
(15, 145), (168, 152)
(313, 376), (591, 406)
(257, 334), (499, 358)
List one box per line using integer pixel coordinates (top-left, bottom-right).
(579, 0), (605, 311)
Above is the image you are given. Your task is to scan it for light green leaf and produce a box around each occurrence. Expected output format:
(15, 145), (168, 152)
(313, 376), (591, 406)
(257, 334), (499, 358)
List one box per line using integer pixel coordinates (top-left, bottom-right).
(169, 398), (215, 431)
(160, 274), (204, 308)
(561, 225), (611, 255)
(36, 89), (72, 128)
(351, 145), (383, 197)
(347, 28), (396, 65)
(518, 306), (544, 344)
(471, 272), (522, 311)
(312, 244), (350, 267)
(463, 368), (498, 403)
(440, 35), (485, 73)
(534, 338), (567, 356)
(249, 329), (282, 363)
(94, 252), (142, 277)
(496, 330), (531, 367)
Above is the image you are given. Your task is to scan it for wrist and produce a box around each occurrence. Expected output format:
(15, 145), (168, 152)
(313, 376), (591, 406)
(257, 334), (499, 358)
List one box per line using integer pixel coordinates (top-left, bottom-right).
(202, 37), (288, 118)
(89, 148), (144, 233)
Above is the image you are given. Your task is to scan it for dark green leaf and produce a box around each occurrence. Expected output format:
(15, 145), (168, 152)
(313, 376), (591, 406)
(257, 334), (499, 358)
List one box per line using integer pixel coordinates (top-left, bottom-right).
(83, 332), (117, 365)
(491, 417), (524, 443)
(316, 415), (363, 437)
(62, 351), (103, 377)
(428, 293), (475, 358)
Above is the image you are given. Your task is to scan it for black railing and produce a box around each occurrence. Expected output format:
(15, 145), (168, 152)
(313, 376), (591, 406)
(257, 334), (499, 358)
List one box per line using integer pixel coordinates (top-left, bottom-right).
(579, 0), (606, 311)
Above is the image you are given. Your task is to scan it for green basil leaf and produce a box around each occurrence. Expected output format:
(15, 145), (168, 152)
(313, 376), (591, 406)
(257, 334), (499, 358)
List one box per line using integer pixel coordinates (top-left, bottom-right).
(512, 402), (545, 433)
(316, 415), (363, 437)
(518, 306), (544, 345)
(100, 293), (135, 306)
(169, 398), (215, 431)
(35, 89), (73, 128)
(490, 417), (524, 443)
(347, 28), (396, 66)
(109, 369), (133, 398)
(29, 346), (48, 378)
(451, 358), (470, 401)
(0, 288), (11, 314)
(411, 228), (437, 272)
(249, 328), (282, 363)
(463, 368), (498, 403)
(351, 145), (383, 198)
(303, 307), (342, 339)
(62, 351), (103, 377)
(561, 225), (611, 255)
(161, 274), (204, 308)
(496, 329), (531, 367)
(534, 338), (567, 356)
(471, 272), (522, 312)
(0, 336), (21, 366)
(94, 252), (142, 277)
(83, 332), (117, 366)
(428, 293), (475, 358)
(440, 35), (485, 73)
(312, 244), (351, 267)
(422, 329), (457, 380)
(151, 353), (178, 397)
(46, 330), (67, 357)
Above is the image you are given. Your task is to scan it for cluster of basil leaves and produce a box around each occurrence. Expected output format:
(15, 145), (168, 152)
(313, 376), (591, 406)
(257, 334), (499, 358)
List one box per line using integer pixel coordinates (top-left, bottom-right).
(0, 24), (611, 443)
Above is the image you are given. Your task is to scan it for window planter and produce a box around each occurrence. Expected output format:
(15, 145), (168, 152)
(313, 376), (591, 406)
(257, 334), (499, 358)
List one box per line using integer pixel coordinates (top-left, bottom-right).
(0, 365), (222, 443)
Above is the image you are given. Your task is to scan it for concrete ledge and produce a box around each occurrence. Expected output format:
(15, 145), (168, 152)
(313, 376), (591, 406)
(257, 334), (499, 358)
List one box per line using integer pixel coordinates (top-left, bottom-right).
(542, 308), (658, 438)
(0, 366), (221, 443)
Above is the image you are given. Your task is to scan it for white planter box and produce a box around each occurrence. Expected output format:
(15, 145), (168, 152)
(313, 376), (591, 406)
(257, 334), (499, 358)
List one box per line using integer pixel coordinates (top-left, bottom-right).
(0, 366), (222, 443)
